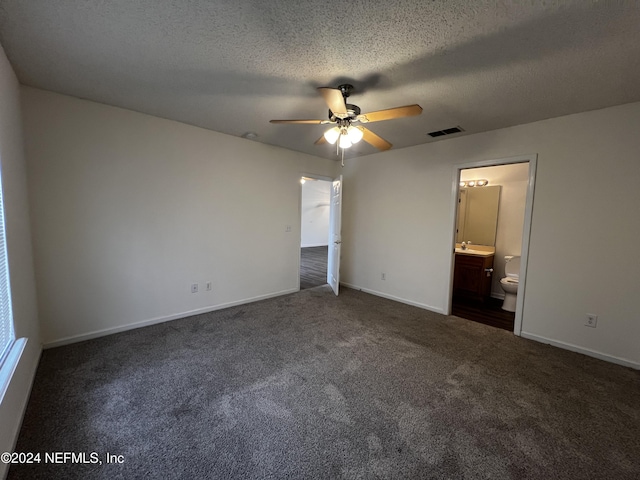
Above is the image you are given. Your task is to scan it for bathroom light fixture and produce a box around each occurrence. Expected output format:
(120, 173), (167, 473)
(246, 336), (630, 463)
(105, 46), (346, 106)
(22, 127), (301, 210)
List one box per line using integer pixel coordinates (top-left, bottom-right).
(460, 179), (489, 188)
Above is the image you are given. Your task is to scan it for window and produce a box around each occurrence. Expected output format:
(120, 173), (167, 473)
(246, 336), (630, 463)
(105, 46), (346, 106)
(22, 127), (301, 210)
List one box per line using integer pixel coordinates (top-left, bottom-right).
(0, 166), (14, 367)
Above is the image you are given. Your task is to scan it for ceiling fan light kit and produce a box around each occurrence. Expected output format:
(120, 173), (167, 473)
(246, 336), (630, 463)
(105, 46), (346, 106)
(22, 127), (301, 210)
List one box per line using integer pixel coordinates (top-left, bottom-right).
(338, 134), (352, 149)
(270, 84), (422, 160)
(323, 126), (341, 144)
(346, 125), (363, 144)
(323, 124), (363, 147)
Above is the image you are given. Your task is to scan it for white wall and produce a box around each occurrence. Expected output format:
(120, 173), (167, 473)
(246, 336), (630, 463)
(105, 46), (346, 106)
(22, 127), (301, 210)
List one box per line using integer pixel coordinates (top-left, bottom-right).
(0, 46), (41, 479)
(301, 179), (331, 247)
(341, 102), (640, 368)
(22, 87), (338, 346)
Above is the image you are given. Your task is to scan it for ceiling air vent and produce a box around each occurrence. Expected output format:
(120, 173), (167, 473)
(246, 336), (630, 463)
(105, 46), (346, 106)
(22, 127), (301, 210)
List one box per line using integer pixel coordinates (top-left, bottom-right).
(428, 126), (464, 138)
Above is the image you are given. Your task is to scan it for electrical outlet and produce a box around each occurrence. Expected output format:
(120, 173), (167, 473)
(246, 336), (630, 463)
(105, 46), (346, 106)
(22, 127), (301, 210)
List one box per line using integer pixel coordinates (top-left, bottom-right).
(585, 314), (598, 328)
(206, 281), (212, 291)
(191, 283), (198, 294)
(381, 272), (386, 281)
(285, 225), (292, 232)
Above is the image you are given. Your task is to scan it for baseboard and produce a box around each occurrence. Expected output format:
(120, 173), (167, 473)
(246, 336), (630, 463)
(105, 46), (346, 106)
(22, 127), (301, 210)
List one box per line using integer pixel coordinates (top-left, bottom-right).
(341, 282), (446, 315)
(43, 287), (300, 349)
(520, 332), (639, 370)
(301, 243), (329, 248)
(491, 292), (505, 300)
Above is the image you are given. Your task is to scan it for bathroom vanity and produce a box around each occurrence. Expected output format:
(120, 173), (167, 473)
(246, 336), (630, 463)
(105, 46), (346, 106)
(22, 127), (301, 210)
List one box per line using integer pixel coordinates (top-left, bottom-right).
(453, 250), (495, 301)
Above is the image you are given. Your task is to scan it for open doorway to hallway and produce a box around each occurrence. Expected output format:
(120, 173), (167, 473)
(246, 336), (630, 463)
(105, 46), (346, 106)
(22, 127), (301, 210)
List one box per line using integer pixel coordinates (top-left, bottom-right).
(300, 177), (332, 289)
(451, 160), (534, 332)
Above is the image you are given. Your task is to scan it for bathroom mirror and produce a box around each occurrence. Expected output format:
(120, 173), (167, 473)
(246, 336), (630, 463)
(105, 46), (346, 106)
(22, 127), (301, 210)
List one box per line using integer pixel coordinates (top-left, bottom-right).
(456, 185), (501, 246)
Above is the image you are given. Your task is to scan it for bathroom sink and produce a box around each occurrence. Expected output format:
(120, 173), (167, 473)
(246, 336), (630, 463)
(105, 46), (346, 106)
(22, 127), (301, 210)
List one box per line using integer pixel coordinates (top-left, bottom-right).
(455, 248), (493, 256)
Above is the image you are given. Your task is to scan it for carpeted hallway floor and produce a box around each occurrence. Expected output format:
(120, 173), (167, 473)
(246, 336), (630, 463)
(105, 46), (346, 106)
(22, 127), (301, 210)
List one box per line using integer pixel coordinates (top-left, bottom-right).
(9, 286), (640, 479)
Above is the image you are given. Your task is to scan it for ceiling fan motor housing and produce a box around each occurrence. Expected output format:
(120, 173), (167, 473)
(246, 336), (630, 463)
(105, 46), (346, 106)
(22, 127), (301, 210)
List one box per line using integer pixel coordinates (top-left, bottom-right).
(329, 104), (361, 122)
(338, 83), (354, 96)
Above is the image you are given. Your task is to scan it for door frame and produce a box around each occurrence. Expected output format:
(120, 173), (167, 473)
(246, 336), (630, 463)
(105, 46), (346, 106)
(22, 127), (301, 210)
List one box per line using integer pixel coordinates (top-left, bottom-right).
(446, 154), (538, 336)
(297, 173), (334, 292)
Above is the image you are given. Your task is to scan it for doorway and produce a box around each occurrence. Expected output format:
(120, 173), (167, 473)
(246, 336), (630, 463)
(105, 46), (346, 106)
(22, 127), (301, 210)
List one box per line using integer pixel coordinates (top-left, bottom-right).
(300, 177), (332, 289)
(449, 155), (537, 335)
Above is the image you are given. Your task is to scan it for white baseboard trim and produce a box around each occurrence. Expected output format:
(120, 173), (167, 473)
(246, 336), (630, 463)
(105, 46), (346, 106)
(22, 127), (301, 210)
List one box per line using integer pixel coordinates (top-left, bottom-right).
(520, 332), (639, 370)
(491, 292), (505, 300)
(43, 287), (300, 349)
(301, 243), (329, 248)
(341, 282), (446, 315)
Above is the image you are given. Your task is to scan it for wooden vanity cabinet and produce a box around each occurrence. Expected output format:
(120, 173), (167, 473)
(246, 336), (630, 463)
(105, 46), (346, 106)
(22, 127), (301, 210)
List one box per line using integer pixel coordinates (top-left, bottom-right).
(453, 254), (494, 301)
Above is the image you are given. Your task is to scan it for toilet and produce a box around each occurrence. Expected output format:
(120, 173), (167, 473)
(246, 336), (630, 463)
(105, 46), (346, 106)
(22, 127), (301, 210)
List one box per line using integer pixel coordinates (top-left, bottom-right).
(500, 255), (520, 312)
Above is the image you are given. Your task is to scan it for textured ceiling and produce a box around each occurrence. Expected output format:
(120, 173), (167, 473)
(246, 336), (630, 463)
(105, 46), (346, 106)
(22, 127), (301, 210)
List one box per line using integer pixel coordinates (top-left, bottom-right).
(1, 1), (640, 160)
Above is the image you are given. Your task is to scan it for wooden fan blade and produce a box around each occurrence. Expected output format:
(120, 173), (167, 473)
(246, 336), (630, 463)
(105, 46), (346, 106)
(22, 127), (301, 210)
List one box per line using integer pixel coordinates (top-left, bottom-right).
(270, 119), (327, 124)
(357, 104), (422, 123)
(359, 126), (392, 151)
(318, 87), (347, 115)
(314, 135), (327, 145)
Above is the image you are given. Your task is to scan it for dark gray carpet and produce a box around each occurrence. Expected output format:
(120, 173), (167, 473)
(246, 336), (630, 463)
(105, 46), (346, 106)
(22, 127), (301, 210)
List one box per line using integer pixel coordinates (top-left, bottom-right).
(9, 286), (640, 479)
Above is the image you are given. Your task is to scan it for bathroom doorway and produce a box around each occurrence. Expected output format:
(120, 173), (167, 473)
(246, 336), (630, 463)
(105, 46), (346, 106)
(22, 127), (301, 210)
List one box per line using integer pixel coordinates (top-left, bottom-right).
(449, 155), (537, 335)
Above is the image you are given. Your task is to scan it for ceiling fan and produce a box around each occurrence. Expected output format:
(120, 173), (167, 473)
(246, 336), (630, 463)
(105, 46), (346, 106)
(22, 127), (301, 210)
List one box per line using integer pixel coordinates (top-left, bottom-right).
(270, 84), (422, 152)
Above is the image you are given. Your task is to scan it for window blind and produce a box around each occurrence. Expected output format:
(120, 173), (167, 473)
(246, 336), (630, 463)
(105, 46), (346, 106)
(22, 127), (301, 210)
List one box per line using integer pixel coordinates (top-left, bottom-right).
(0, 168), (14, 366)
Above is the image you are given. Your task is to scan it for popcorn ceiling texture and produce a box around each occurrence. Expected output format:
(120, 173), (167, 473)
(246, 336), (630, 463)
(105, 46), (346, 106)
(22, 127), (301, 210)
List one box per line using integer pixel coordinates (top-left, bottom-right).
(1, 0), (640, 159)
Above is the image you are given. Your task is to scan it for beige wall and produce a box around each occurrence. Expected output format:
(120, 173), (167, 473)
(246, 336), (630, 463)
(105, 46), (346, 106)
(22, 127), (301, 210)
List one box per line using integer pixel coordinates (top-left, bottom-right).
(22, 87), (338, 345)
(341, 102), (640, 367)
(0, 45), (41, 479)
